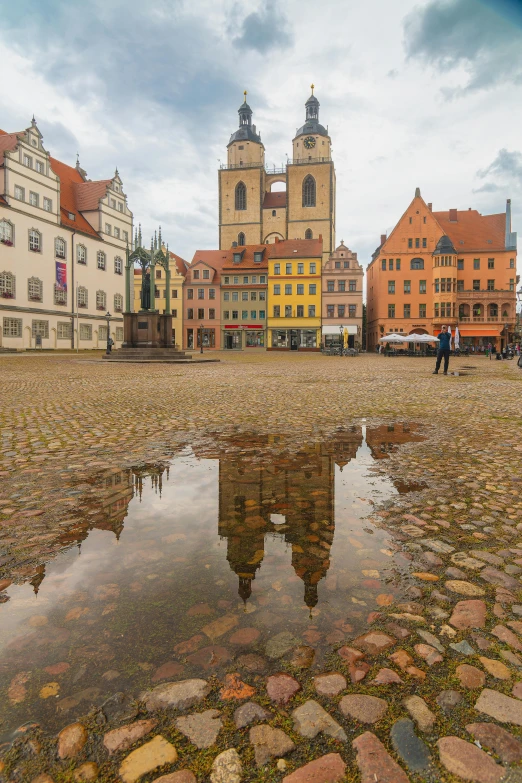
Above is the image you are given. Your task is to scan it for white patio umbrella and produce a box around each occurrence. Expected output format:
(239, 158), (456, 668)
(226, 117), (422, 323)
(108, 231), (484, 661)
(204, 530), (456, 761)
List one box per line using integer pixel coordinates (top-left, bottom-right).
(413, 334), (439, 343)
(454, 326), (460, 350)
(379, 334), (407, 342)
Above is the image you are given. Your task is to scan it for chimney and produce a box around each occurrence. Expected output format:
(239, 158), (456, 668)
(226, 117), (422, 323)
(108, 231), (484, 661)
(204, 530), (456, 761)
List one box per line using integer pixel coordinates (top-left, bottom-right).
(380, 234), (386, 246)
(415, 187), (421, 198)
(274, 236), (280, 243)
(318, 234), (323, 241)
(232, 241), (238, 247)
(428, 203), (432, 211)
(449, 209), (458, 222)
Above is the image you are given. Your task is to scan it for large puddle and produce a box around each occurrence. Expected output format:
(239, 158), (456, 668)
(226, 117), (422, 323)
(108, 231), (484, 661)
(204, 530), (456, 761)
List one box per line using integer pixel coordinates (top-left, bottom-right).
(0, 423), (424, 743)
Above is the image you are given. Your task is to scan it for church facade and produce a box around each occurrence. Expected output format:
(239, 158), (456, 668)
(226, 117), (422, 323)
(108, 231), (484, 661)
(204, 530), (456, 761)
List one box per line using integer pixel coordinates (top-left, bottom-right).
(218, 88), (335, 266)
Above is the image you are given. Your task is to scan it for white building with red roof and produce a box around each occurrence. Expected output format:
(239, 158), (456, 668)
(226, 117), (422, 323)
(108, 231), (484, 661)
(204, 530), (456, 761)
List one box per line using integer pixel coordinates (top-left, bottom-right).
(0, 118), (132, 350)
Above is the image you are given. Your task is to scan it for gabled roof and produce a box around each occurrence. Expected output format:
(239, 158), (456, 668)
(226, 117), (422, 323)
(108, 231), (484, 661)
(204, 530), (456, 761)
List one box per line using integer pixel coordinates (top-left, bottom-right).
(263, 191), (287, 209)
(189, 250), (229, 283)
(168, 251), (189, 276)
(49, 157), (101, 238)
(269, 238), (323, 259)
(0, 129), (23, 166)
(73, 180), (112, 211)
(434, 209), (506, 252)
(222, 244), (269, 270)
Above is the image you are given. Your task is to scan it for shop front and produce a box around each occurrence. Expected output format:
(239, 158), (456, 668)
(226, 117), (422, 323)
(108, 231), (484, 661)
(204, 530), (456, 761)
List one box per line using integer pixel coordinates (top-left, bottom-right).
(223, 325), (266, 350)
(322, 324), (357, 349)
(187, 327), (216, 349)
(269, 329), (320, 350)
(458, 326), (504, 351)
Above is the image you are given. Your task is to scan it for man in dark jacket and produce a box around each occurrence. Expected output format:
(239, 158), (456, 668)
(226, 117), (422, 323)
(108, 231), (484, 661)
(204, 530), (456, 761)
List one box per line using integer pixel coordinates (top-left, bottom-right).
(433, 326), (451, 375)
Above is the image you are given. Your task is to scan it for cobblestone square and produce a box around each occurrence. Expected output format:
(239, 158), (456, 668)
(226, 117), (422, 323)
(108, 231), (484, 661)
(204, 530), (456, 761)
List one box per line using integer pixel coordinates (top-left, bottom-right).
(1, 351), (522, 783)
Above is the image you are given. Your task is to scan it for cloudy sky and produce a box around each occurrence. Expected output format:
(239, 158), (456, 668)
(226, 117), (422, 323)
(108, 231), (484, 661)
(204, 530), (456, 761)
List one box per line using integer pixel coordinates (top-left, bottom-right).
(1, 0), (521, 274)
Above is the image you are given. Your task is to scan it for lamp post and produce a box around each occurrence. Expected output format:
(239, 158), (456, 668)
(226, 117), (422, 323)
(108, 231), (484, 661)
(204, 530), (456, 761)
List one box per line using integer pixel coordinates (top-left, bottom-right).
(105, 311), (112, 354)
(200, 323), (204, 354)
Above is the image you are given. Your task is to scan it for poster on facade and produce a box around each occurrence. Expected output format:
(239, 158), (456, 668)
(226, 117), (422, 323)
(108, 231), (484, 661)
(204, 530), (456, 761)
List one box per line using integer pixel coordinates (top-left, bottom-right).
(56, 261), (67, 291)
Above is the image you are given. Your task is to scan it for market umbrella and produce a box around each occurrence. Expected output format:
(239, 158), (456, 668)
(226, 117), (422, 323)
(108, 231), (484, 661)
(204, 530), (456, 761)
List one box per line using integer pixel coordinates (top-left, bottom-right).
(343, 328), (349, 349)
(379, 334), (407, 342)
(454, 326), (460, 350)
(413, 334), (440, 343)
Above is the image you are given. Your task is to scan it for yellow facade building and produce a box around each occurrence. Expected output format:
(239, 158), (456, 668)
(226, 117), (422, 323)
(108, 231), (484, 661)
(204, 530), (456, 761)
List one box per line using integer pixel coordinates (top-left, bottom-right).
(218, 88), (335, 266)
(133, 249), (187, 347)
(267, 238), (322, 350)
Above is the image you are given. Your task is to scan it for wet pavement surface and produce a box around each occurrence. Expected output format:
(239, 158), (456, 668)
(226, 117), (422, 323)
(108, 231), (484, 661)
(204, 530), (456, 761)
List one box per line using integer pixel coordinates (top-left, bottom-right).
(1, 352), (522, 783)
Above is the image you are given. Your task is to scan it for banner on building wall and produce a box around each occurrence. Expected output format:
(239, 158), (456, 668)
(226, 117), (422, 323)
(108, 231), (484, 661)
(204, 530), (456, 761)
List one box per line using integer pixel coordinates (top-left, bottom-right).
(55, 261), (67, 291)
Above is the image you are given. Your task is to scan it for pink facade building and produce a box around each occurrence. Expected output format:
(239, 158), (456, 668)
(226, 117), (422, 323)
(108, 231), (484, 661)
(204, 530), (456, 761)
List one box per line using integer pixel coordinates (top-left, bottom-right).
(183, 250), (227, 349)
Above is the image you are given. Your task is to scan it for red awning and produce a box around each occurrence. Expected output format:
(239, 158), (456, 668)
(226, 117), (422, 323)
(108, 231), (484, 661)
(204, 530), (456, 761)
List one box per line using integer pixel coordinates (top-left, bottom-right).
(458, 327), (502, 336)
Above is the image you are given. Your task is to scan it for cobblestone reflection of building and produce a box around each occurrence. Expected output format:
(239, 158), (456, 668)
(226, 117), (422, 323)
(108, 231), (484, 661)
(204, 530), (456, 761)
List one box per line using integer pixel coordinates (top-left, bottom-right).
(216, 429), (363, 609)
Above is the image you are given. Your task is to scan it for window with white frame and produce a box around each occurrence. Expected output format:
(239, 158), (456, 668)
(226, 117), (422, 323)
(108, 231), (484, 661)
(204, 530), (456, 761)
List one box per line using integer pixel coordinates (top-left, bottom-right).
(114, 227), (120, 239)
(97, 251), (106, 270)
(29, 229), (41, 252)
(3, 317), (22, 337)
(55, 237), (66, 258)
(23, 154), (33, 168)
(14, 185), (25, 201)
(96, 290), (107, 310)
(0, 219), (14, 245)
(28, 277), (43, 301)
(29, 191), (39, 207)
(43, 197), (52, 211)
(36, 160), (44, 174)
(79, 323), (92, 340)
(54, 285), (67, 305)
(114, 293), (123, 312)
(77, 286), (88, 307)
(57, 322), (72, 339)
(98, 325), (108, 341)
(32, 320), (49, 338)
(110, 199), (116, 209)
(77, 244), (87, 264)
(115, 326), (123, 341)
(118, 202), (123, 212)
(114, 256), (123, 274)
(105, 223), (112, 235)
(0, 271), (15, 298)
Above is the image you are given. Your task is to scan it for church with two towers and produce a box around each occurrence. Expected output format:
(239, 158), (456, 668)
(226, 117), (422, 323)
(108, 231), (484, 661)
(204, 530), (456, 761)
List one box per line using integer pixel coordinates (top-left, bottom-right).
(218, 87), (336, 264)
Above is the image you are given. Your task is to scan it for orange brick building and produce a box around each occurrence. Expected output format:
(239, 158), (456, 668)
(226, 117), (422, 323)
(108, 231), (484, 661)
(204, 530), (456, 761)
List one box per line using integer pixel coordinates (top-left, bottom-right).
(366, 189), (518, 351)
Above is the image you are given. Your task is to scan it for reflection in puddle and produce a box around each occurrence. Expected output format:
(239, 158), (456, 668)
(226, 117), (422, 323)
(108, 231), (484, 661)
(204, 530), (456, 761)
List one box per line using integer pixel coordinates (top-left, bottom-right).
(0, 424), (424, 741)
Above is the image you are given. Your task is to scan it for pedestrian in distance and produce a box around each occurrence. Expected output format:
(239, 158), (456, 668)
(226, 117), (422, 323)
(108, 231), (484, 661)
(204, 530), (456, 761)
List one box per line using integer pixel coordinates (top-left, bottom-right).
(433, 325), (452, 375)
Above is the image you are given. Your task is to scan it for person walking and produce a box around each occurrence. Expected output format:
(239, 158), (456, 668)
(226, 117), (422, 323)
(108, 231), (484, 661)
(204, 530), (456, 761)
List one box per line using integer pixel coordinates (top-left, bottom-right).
(433, 325), (452, 375)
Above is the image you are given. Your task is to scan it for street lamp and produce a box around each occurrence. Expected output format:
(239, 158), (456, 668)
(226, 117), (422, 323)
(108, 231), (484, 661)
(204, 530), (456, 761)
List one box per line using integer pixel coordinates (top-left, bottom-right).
(105, 311), (112, 354)
(200, 323), (204, 354)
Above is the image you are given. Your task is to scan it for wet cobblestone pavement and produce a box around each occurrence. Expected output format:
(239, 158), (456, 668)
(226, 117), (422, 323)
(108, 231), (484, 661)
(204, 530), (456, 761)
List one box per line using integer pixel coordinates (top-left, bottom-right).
(1, 351), (522, 783)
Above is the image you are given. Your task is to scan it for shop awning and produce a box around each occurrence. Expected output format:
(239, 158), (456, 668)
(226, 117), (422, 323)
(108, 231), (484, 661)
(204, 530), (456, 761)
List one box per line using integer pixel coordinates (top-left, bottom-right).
(322, 325), (357, 335)
(458, 327), (503, 336)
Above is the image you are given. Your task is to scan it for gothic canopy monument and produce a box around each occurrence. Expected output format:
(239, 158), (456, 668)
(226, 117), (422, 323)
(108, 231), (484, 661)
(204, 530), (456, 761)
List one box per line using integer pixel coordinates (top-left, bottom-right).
(121, 225), (174, 349)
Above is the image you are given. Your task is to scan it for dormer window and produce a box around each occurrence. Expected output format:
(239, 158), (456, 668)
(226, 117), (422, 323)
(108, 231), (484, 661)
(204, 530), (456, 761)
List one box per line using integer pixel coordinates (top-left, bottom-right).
(203, 269), (210, 279)
(233, 253), (242, 264)
(193, 270), (200, 279)
(254, 252), (263, 264)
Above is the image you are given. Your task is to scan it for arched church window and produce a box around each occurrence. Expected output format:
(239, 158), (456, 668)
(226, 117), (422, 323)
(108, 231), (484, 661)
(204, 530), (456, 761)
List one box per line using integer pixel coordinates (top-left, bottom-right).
(302, 175), (316, 208)
(305, 229), (313, 240)
(238, 232), (245, 246)
(235, 182), (246, 211)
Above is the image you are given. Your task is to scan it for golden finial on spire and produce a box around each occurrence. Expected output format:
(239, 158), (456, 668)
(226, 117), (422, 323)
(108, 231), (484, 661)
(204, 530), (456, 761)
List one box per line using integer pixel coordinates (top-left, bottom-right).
(311, 83), (314, 94)
(244, 90), (247, 102)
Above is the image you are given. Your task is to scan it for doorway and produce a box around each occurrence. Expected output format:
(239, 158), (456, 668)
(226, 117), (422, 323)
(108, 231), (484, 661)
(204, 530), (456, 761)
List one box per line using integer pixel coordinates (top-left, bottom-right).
(290, 330), (299, 351)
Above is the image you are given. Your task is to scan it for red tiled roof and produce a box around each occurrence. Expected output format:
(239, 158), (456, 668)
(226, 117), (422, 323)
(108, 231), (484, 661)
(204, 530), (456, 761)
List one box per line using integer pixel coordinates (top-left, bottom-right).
(189, 250), (229, 283)
(168, 251), (189, 276)
(434, 209), (506, 252)
(222, 243), (269, 270)
(269, 238), (323, 258)
(263, 191), (287, 209)
(0, 129), (23, 166)
(50, 157), (101, 238)
(73, 180), (111, 211)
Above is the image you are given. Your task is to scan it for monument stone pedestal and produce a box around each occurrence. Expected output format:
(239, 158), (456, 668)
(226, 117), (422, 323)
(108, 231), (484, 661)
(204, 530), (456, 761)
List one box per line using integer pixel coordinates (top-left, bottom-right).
(123, 311), (173, 348)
